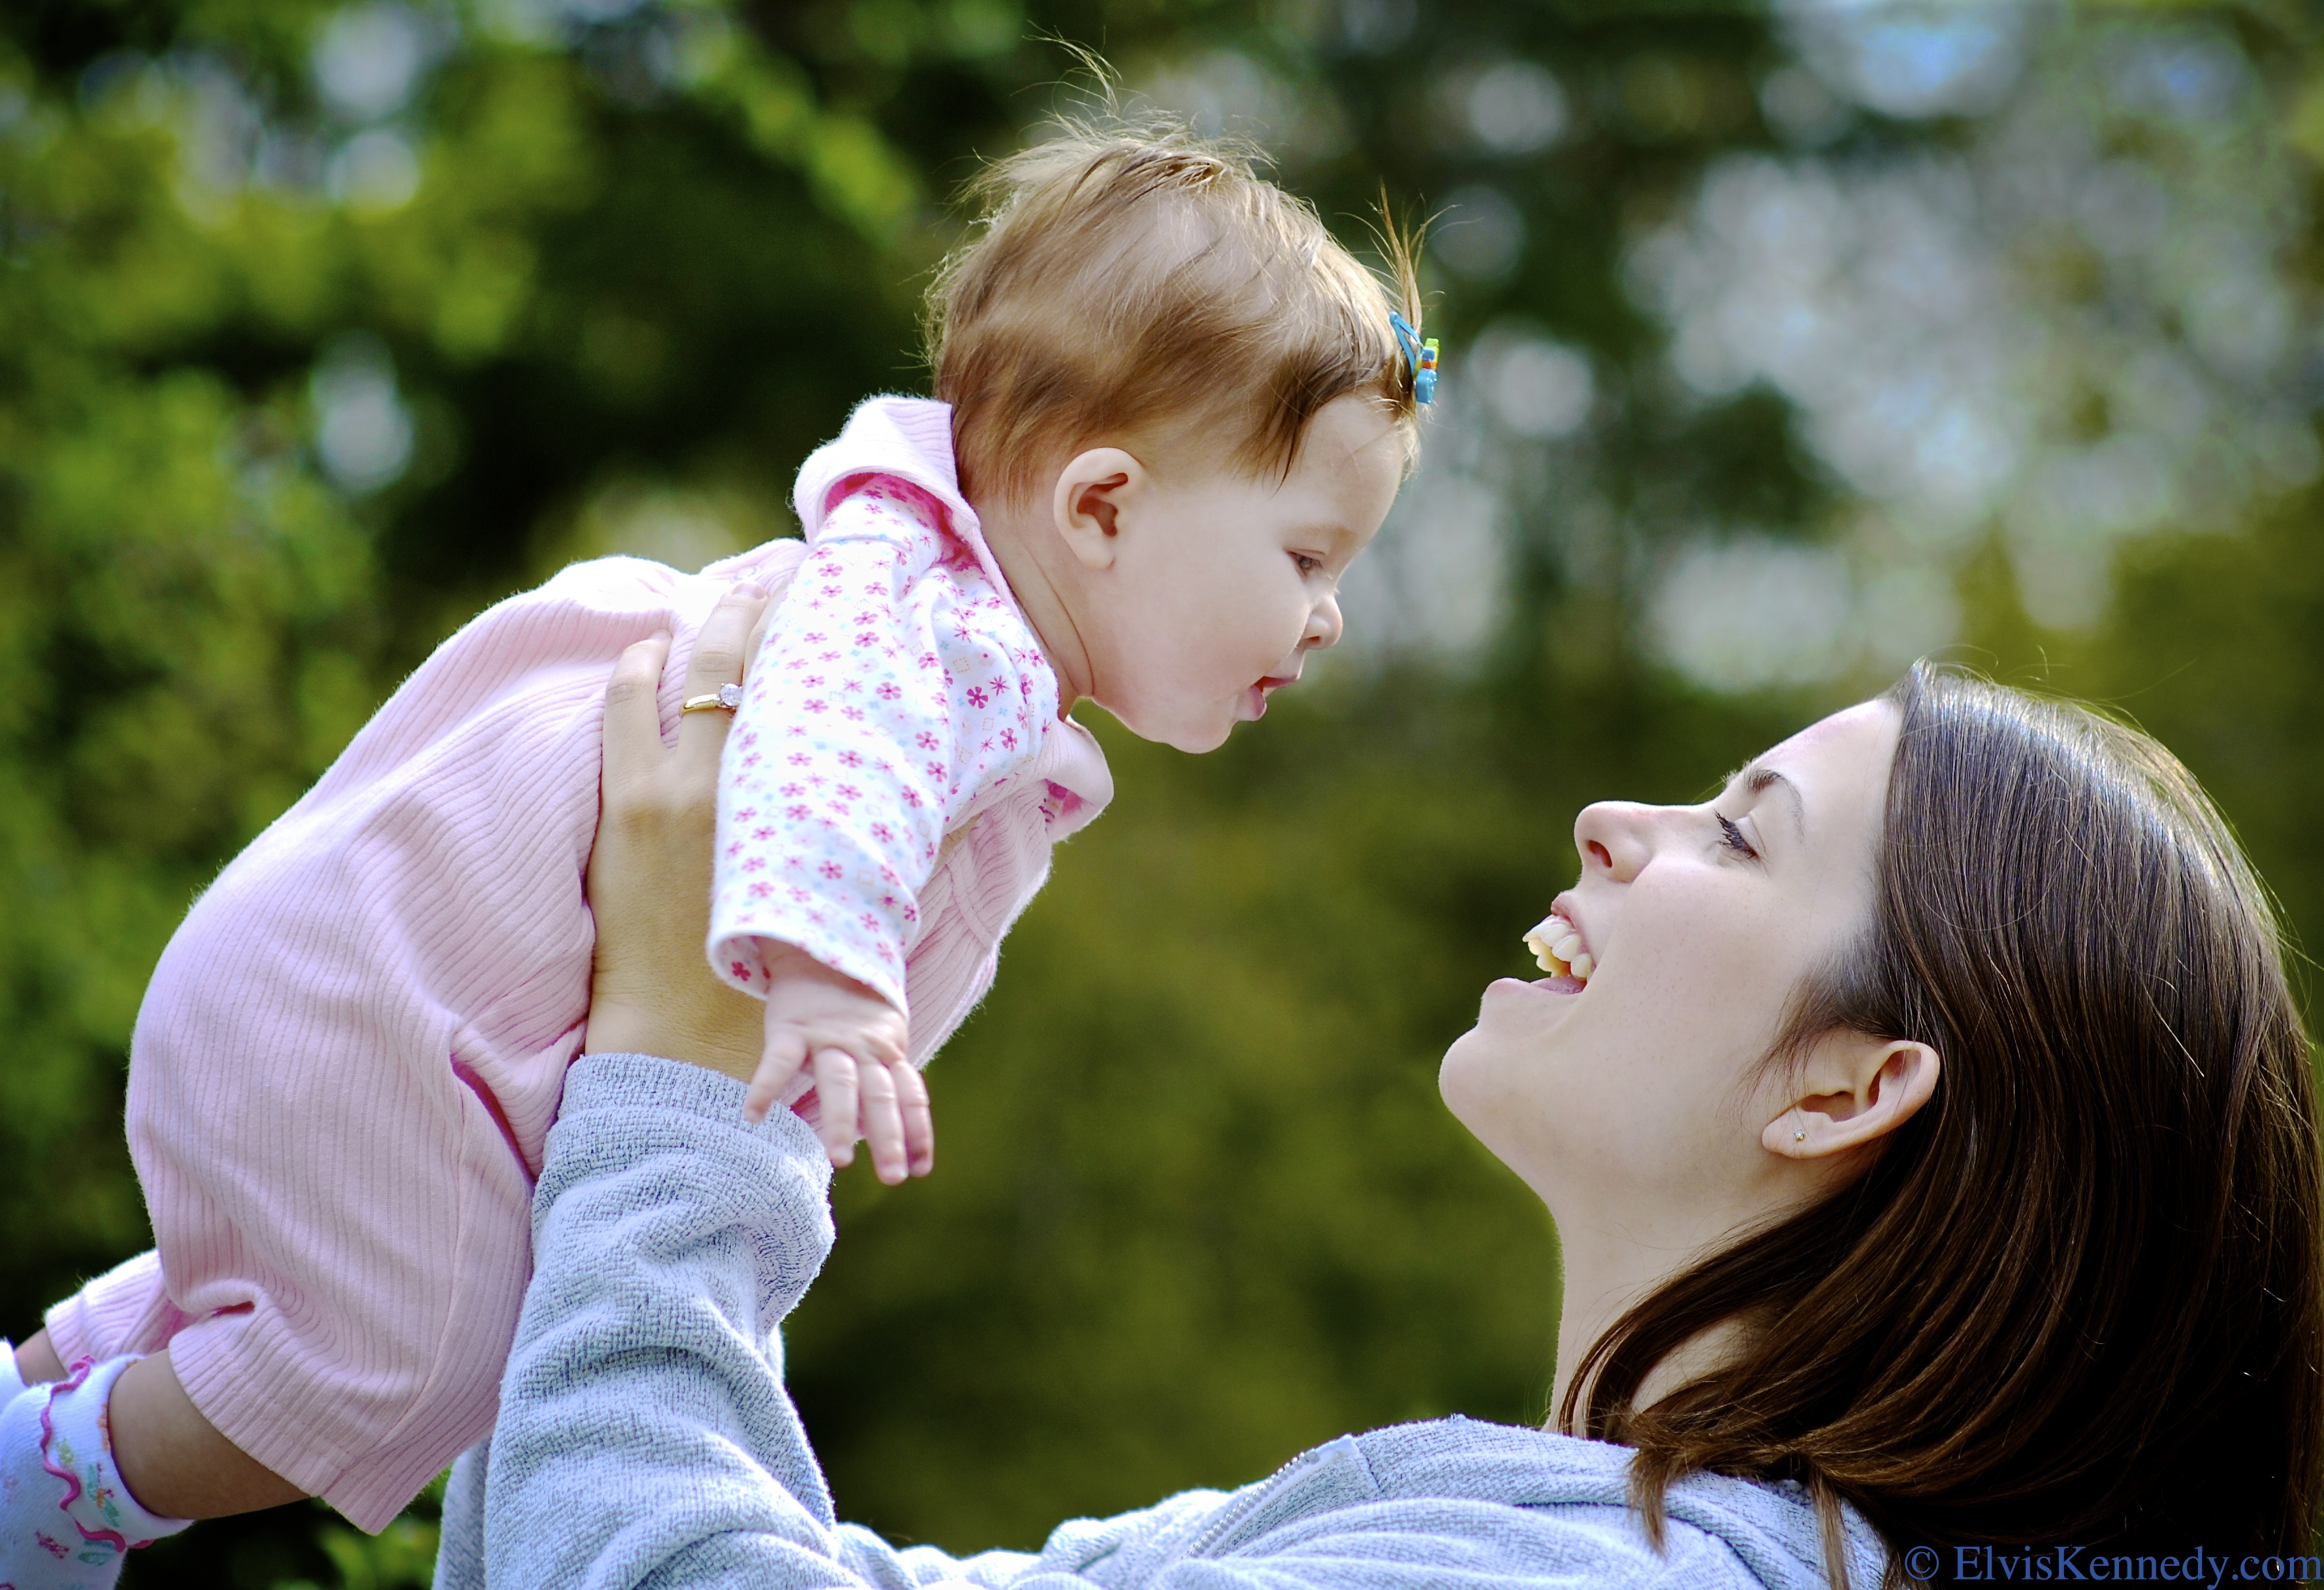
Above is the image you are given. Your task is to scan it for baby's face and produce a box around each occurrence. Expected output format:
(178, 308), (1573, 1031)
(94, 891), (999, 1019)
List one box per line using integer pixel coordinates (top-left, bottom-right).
(1091, 394), (1403, 752)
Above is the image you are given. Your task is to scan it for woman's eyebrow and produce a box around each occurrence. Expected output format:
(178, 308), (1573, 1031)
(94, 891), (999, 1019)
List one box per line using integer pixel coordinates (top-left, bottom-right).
(1745, 766), (1807, 840)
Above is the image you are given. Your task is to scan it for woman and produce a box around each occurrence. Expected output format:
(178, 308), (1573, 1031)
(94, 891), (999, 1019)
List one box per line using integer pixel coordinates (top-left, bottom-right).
(438, 586), (2323, 1587)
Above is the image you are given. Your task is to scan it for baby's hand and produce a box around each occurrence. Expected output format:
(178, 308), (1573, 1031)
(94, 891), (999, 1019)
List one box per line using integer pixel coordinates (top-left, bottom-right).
(748, 942), (931, 1184)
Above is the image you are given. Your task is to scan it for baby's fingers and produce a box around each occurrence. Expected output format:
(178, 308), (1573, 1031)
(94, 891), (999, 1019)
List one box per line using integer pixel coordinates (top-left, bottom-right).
(810, 1048), (859, 1165)
(744, 1025), (810, 1124)
(857, 1060), (908, 1185)
(895, 1062), (934, 1179)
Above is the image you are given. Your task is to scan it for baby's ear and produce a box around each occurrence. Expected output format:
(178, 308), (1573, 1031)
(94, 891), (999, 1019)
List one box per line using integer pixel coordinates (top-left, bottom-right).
(1051, 447), (1144, 570)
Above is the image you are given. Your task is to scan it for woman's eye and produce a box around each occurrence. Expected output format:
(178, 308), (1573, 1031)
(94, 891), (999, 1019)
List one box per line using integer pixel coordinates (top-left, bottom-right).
(1715, 813), (1759, 861)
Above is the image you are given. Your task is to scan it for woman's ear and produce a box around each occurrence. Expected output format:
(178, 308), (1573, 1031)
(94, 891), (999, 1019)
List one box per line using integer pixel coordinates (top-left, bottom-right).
(1049, 447), (1144, 572)
(1762, 1034), (1941, 1160)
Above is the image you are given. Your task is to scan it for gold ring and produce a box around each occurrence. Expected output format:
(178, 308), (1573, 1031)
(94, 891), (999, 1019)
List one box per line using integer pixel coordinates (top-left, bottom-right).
(680, 683), (744, 714)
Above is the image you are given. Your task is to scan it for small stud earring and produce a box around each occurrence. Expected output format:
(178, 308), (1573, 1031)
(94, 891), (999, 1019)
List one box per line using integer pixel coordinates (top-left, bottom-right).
(1793, 1130), (1806, 1143)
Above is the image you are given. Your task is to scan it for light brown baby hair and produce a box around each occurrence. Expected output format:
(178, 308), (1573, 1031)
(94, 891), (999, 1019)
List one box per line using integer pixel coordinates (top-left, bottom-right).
(927, 121), (1427, 508)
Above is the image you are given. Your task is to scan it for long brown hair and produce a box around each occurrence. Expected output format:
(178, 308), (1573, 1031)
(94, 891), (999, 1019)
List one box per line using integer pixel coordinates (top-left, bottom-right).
(1563, 663), (2324, 1580)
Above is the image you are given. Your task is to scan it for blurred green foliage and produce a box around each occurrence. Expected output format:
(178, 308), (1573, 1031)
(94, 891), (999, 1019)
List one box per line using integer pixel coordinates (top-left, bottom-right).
(0, 0), (2317, 1584)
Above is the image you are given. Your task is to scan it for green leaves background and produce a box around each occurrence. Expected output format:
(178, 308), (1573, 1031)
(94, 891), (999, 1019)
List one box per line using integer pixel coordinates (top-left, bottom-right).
(0, 1), (2318, 1582)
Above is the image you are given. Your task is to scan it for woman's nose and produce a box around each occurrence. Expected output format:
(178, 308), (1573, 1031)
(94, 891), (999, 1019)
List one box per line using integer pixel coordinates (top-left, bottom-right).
(1572, 801), (1655, 883)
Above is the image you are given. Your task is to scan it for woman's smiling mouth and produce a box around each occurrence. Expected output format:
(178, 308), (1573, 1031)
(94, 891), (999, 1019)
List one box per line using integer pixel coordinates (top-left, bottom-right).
(1523, 901), (1595, 991)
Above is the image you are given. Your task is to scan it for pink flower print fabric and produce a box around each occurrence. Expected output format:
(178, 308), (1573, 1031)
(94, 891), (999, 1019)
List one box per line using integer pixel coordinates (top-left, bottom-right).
(708, 475), (1055, 1018)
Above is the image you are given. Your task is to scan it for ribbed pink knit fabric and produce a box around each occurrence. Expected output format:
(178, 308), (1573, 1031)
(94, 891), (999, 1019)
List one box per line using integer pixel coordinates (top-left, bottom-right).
(44, 399), (1111, 1532)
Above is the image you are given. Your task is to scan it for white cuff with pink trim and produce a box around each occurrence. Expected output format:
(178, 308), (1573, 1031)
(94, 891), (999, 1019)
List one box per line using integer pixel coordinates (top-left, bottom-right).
(0, 1353), (190, 1588)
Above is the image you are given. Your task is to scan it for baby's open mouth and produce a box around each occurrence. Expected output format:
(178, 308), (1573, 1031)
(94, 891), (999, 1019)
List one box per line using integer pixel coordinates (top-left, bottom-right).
(1242, 675), (1298, 722)
(1522, 912), (1595, 985)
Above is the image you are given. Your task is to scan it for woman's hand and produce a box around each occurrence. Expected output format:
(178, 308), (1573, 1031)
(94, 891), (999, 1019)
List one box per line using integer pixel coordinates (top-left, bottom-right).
(582, 584), (774, 1080)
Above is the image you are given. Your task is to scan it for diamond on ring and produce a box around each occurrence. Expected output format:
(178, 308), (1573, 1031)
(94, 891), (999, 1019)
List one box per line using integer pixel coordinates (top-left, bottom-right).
(680, 682), (746, 715)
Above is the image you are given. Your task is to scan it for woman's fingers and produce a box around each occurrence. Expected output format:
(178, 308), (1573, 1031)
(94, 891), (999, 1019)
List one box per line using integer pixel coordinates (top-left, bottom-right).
(857, 1060), (907, 1185)
(600, 633), (674, 804)
(743, 599), (776, 687)
(678, 584), (767, 772)
(812, 1049), (859, 1165)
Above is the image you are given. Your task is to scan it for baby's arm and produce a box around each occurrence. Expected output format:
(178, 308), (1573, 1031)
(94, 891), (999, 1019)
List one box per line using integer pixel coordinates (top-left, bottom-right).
(710, 484), (1019, 1177)
(584, 617), (930, 1184)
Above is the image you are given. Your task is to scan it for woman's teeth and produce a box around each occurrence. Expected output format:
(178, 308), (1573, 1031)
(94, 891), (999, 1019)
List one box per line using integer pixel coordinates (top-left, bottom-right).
(1523, 914), (1594, 983)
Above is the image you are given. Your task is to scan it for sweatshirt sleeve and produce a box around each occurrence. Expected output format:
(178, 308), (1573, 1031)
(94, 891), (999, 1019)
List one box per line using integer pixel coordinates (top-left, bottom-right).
(707, 478), (1045, 1017)
(479, 1050), (1224, 1590)
(479, 1055), (1786, 1590)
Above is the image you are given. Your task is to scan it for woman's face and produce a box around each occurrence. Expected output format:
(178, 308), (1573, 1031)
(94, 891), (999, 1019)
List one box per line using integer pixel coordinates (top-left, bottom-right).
(1441, 700), (1901, 1224)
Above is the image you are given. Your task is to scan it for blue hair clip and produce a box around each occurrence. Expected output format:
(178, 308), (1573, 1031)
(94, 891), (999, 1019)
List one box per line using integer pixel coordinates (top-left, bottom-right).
(1390, 310), (1439, 406)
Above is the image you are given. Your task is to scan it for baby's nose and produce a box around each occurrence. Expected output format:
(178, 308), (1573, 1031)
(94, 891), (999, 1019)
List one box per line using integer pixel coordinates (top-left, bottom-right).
(1305, 593), (1345, 650)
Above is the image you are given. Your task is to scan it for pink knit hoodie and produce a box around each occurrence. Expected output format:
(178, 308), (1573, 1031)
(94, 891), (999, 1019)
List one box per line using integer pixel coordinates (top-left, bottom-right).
(44, 398), (1110, 1531)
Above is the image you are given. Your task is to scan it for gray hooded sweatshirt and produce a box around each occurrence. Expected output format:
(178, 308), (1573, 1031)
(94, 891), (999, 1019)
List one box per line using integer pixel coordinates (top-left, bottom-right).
(432, 1053), (1891, 1589)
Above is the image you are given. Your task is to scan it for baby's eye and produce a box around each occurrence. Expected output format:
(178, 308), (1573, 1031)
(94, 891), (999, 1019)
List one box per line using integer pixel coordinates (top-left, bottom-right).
(1290, 552), (1324, 576)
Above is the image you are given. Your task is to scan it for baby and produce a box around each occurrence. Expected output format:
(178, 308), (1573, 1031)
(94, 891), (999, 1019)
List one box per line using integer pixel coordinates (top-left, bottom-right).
(0, 126), (1429, 1580)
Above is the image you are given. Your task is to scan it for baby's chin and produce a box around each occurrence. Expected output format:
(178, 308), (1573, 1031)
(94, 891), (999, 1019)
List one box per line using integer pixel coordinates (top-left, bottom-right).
(1174, 718), (1238, 754)
(1145, 703), (1241, 754)
(1103, 710), (1230, 755)
(1101, 684), (1251, 752)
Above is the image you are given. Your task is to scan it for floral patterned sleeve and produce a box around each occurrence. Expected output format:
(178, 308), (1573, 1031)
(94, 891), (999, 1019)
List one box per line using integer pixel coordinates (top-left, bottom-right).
(707, 477), (1047, 1018)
